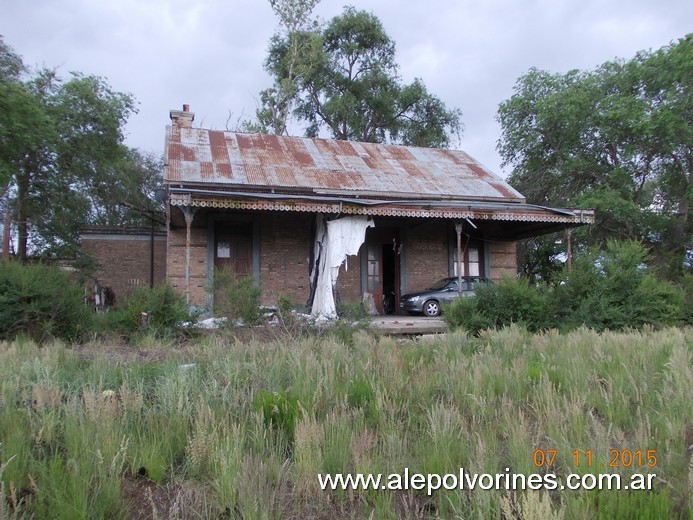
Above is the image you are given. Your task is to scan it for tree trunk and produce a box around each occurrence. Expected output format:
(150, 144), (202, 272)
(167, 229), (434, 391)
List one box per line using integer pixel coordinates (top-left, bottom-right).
(16, 169), (30, 261)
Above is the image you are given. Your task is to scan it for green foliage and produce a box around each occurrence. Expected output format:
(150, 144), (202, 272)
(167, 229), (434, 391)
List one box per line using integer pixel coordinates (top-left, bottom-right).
(211, 269), (262, 325)
(346, 374), (378, 426)
(107, 284), (191, 338)
(256, 5), (462, 147)
(246, 0), (322, 135)
(679, 273), (693, 325)
(556, 240), (684, 330)
(498, 34), (692, 276)
(253, 390), (302, 444)
(516, 234), (566, 283)
(443, 291), (493, 334)
(0, 260), (92, 342)
(445, 276), (551, 334)
(446, 241), (685, 334)
(329, 300), (372, 345)
(477, 276), (552, 331)
(0, 37), (161, 260)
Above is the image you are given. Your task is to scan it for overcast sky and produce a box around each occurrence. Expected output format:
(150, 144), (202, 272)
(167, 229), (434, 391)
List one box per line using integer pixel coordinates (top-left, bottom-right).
(2, 0), (691, 177)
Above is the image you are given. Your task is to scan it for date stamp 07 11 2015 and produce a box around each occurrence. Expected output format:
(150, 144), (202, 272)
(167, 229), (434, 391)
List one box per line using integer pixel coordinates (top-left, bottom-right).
(533, 449), (657, 469)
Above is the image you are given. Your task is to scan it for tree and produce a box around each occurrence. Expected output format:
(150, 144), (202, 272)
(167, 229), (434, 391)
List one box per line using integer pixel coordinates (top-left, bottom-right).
(0, 37), (159, 259)
(248, 0), (322, 135)
(497, 34), (692, 277)
(255, 5), (462, 147)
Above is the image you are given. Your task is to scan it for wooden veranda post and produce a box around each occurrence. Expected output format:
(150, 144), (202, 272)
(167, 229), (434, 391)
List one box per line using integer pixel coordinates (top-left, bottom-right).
(455, 222), (463, 294)
(181, 206), (198, 305)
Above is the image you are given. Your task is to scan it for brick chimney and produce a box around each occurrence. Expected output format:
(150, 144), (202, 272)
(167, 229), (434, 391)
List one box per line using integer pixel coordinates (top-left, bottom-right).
(169, 104), (195, 128)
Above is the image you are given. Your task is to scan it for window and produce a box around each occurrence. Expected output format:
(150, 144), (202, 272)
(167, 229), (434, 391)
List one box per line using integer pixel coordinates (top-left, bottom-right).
(367, 245), (380, 291)
(452, 242), (484, 277)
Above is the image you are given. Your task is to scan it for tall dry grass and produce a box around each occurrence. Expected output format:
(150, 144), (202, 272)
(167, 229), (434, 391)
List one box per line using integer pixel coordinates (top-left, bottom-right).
(0, 326), (690, 518)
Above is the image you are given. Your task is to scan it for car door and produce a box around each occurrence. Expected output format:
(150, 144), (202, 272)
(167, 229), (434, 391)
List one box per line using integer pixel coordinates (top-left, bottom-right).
(439, 279), (460, 305)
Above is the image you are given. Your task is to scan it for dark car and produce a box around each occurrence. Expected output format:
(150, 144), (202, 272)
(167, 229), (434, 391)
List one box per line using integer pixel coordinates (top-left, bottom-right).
(399, 276), (490, 317)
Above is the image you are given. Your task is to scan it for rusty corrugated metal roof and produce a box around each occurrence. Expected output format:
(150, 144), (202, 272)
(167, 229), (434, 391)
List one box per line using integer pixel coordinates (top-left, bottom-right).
(164, 127), (525, 202)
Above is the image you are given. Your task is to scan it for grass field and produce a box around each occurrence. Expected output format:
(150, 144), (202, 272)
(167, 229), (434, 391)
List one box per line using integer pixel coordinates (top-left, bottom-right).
(0, 326), (691, 519)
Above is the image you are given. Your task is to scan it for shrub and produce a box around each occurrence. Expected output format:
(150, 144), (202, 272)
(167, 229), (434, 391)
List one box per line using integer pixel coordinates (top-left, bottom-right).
(555, 240), (684, 330)
(446, 241), (686, 334)
(445, 277), (552, 334)
(476, 276), (553, 331)
(443, 292), (493, 335)
(0, 260), (92, 342)
(106, 283), (191, 338)
(211, 269), (262, 326)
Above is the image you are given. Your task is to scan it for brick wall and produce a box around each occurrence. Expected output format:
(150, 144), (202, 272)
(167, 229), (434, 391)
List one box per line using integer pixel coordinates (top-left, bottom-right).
(259, 213), (312, 307)
(166, 212), (314, 308)
(81, 230), (167, 306)
(167, 223), (208, 307)
(404, 221), (449, 292)
(335, 252), (362, 304)
(488, 240), (517, 281)
(164, 211), (519, 309)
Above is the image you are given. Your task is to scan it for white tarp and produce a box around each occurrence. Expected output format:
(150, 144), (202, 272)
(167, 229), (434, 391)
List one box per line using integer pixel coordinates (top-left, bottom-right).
(311, 215), (374, 318)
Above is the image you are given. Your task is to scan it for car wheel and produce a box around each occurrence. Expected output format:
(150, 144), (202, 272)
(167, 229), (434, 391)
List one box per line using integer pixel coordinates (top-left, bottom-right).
(423, 300), (440, 317)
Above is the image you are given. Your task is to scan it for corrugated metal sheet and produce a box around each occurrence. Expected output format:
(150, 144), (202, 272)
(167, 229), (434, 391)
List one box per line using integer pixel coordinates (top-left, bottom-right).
(164, 127), (525, 202)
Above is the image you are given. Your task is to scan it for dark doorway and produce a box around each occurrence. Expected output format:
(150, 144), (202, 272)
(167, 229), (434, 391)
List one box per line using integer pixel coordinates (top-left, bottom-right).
(364, 227), (400, 315)
(381, 243), (397, 314)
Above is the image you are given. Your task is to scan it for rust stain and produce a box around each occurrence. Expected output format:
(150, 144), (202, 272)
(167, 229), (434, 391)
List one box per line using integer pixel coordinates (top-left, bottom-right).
(293, 149), (315, 167)
(317, 170), (340, 189)
(225, 133), (238, 148)
(489, 181), (518, 199)
(216, 164), (232, 179)
(440, 149), (466, 165)
(166, 162), (180, 182)
(180, 145), (196, 162)
(399, 161), (425, 179)
(209, 131), (230, 160)
(244, 164), (266, 186)
(387, 145), (415, 162)
(166, 128), (522, 200)
(276, 166), (298, 186)
(467, 163), (493, 179)
(262, 134), (282, 152)
(332, 171), (354, 189)
(337, 140), (358, 156)
(200, 162), (214, 179)
(168, 142), (183, 161)
(236, 134), (253, 150)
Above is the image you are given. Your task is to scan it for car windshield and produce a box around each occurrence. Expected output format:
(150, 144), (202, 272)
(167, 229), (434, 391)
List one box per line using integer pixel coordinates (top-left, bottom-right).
(427, 278), (453, 290)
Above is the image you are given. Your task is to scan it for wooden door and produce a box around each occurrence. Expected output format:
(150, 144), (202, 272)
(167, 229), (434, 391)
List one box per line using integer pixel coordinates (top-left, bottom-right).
(366, 244), (383, 314)
(215, 222), (252, 277)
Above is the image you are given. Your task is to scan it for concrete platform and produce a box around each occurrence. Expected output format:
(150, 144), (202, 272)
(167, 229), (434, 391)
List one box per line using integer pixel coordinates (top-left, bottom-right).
(370, 315), (448, 335)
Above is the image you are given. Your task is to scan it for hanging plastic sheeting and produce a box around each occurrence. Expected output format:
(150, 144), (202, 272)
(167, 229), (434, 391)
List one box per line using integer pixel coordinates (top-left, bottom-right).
(311, 215), (374, 319)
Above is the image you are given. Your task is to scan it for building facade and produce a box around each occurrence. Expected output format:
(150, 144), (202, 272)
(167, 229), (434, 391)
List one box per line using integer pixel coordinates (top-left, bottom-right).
(163, 106), (593, 315)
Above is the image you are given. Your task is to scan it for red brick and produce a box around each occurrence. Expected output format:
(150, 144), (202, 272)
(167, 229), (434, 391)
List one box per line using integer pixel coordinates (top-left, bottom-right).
(81, 230), (166, 305)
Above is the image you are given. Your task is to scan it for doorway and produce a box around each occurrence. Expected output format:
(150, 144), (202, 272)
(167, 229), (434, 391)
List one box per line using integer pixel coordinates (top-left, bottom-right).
(363, 227), (400, 315)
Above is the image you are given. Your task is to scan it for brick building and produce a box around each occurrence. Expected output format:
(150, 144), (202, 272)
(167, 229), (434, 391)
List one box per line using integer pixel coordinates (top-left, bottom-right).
(163, 105), (593, 315)
(81, 227), (166, 305)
